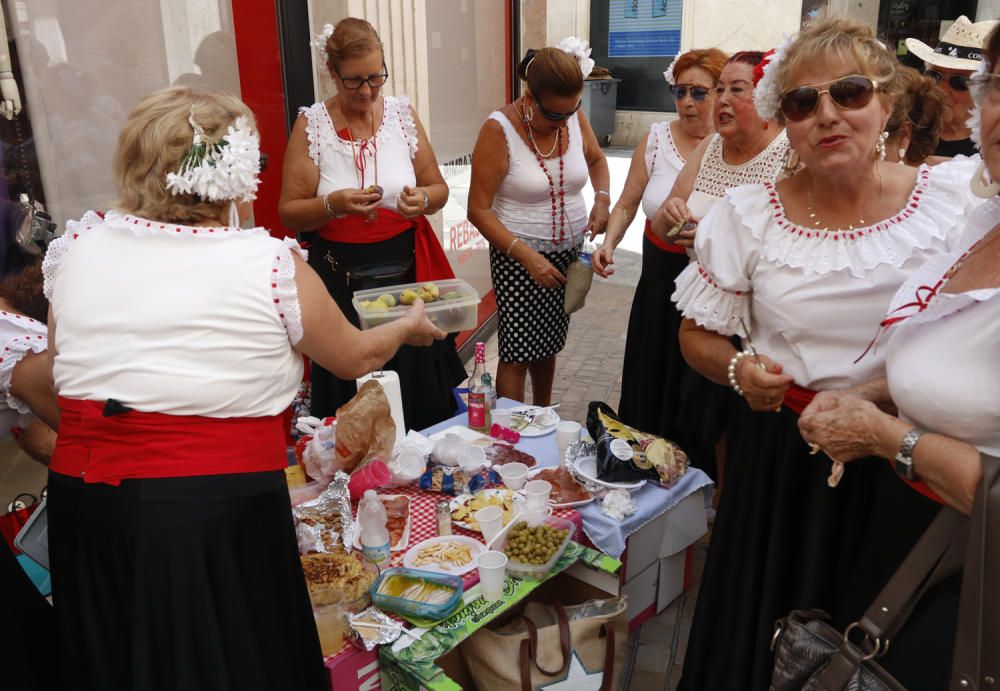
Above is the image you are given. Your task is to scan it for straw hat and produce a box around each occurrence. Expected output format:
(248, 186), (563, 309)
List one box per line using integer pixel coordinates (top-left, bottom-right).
(905, 16), (999, 72)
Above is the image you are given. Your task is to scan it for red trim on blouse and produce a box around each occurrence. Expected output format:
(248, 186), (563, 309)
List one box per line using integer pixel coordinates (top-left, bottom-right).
(50, 397), (287, 486)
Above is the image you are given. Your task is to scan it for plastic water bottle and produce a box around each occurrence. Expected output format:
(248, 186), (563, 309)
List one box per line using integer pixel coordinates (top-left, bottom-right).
(358, 489), (390, 566)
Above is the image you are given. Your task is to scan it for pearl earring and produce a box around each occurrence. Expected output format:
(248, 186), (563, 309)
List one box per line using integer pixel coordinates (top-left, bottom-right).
(897, 148), (907, 165)
(875, 131), (888, 160)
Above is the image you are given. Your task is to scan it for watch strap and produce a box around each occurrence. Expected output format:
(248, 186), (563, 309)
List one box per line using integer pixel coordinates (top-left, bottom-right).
(894, 428), (925, 480)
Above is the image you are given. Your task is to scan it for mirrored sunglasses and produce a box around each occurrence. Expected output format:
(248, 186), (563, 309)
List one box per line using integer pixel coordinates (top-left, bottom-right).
(670, 84), (710, 102)
(779, 75), (878, 122)
(925, 69), (970, 92)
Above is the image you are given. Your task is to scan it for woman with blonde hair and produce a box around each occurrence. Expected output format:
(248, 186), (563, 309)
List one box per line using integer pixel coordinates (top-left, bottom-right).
(467, 41), (610, 405)
(280, 17), (463, 430)
(672, 17), (981, 689)
(591, 47), (726, 462)
(45, 85), (443, 690)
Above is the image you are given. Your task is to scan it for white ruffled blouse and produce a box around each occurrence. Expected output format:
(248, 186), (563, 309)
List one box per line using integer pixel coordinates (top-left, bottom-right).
(672, 158), (983, 390)
(884, 196), (1000, 455)
(0, 311), (47, 435)
(43, 210), (306, 417)
(641, 121), (686, 219)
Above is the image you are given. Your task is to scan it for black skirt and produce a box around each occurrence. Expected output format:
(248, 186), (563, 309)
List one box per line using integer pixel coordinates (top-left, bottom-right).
(47, 470), (330, 691)
(490, 244), (577, 363)
(306, 231), (466, 430)
(677, 403), (942, 691)
(0, 540), (55, 690)
(616, 235), (729, 477)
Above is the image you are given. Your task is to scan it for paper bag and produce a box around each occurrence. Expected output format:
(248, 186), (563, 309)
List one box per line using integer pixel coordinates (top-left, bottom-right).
(335, 379), (396, 473)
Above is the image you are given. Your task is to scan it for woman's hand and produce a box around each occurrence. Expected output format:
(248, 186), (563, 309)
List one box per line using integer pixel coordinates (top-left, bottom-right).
(521, 247), (567, 289)
(587, 200), (611, 238)
(591, 242), (615, 278)
(734, 353), (795, 412)
(396, 185), (428, 219)
(327, 188), (382, 217)
(400, 300), (447, 346)
(653, 197), (699, 247)
(798, 395), (891, 462)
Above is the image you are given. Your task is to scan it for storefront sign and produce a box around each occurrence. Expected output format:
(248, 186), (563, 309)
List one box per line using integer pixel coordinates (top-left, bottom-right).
(608, 0), (681, 58)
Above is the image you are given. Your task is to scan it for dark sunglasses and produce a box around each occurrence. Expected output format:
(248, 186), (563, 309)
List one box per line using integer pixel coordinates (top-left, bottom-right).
(532, 94), (582, 121)
(925, 69), (970, 92)
(337, 62), (389, 90)
(779, 75), (878, 122)
(670, 84), (710, 102)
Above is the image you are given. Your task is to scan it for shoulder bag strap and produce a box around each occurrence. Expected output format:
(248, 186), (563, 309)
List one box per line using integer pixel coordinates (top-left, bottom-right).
(599, 623), (617, 691)
(951, 454), (1000, 691)
(517, 602), (572, 685)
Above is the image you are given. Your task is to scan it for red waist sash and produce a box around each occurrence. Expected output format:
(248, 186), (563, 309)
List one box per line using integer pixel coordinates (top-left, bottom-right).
(50, 397), (287, 486)
(782, 385), (943, 504)
(318, 209), (455, 282)
(644, 219), (687, 255)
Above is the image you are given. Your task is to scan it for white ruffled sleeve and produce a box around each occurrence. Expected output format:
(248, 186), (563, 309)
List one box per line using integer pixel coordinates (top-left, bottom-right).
(0, 333), (48, 414)
(298, 103), (327, 167)
(271, 238), (308, 346)
(394, 95), (420, 159)
(42, 211), (102, 300)
(644, 122), (662, 175)
(671, 191), (759, 336)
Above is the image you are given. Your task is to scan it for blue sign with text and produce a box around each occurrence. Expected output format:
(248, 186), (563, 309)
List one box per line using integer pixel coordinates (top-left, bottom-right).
(608, 0), (682, 58)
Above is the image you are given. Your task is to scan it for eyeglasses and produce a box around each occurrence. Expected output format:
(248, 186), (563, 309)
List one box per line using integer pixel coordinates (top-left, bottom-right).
(969, 72), (1000, 100)
(714, 83), (753, 99)
(670, 84), (711, 102)
(337, 63), (389, 90)
(925, 69), (970, 92)
(532, 94), (582, 121)
(779, 75), (878, 122)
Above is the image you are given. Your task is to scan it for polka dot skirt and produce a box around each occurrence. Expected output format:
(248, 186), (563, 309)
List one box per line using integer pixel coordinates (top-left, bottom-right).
(489, 244), (578, 363)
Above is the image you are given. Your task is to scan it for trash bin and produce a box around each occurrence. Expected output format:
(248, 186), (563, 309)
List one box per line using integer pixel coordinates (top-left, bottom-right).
(581, 78), (621, 144)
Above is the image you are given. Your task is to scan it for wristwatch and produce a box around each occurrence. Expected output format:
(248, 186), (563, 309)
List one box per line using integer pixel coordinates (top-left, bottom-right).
(894, 428), (925, 481)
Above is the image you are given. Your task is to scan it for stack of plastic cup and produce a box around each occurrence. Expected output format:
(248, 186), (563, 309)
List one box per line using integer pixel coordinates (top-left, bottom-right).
(476, 551), (508, 601)
(475, 506), (505, 543)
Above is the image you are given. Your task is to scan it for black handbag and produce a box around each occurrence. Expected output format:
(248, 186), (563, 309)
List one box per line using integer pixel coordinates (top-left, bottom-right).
(340, 260), (415, 291)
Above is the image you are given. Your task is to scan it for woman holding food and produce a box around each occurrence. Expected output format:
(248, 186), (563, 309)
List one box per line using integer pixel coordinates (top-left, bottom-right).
(45, 86), (444, 691)
(467, 40), (610, 406)
(590, 47), (726, 461)
(672, 18), (981, 689)
(279, 17), (464, 430)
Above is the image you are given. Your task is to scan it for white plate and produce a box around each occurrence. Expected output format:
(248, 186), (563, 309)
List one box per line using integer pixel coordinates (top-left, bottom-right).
(449, 489), (524, 532)
(352, 495), (411, 552)
(572, 455), (647, 491)
(508, 406), (560, 437)
(526, 466), (595, 508)
(402, 535), (484, 576)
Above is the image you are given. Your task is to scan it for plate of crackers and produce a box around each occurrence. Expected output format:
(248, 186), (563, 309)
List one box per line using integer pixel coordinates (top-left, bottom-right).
(402, 535), (484, 576)
(449, 489), (523, 532)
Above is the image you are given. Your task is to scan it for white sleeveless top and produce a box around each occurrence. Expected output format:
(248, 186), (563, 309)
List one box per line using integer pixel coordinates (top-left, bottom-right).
(672, 159), (982, 390)
(300, 96), (419, 207)
(43, 210), (305, 417)
(641, 121), (686, 219)
(487, 111), (589, 252)
(687, 130), (790, 220)
(0, 311), (48, 434)
(884, 195), (1000, 455)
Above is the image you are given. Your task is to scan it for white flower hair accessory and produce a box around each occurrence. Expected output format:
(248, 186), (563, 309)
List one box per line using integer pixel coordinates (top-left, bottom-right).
(310, 23), (334, 63)
(663, 54), (681, 85)
(967, 58), (990, 149)
(165, 112), (261, 203)
(754, 34), (795, 122)
(557, 36), (595, 78)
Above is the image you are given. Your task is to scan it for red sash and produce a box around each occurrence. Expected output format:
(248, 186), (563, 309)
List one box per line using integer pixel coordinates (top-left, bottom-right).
(50, 397), (286, 486)
(317, 209), (455, 282)
(644, 219), (687, 255)
(782, 385), (943, 504)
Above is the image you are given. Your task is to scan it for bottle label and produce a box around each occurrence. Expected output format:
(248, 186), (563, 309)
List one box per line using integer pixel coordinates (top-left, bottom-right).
(362, 540), (390, 565)
(468, 392), (487, 429)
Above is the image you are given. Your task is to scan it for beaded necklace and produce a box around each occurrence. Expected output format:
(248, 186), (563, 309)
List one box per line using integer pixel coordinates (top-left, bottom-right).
(517, 98), (567, 244)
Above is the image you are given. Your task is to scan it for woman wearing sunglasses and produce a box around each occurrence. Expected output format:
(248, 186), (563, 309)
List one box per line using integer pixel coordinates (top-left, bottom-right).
(279, 18), (465, 430)
(467, 43), (610, 406)
(906, 15), (998, 158)
(673, 18), (982, 691)
(590, 48), (727, 468)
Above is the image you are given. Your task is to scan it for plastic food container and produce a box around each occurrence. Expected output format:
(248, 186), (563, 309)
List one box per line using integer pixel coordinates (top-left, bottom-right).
(352, 279), (480, 332)
(493, 515), (575, 581)
(370, 567), (464, 621)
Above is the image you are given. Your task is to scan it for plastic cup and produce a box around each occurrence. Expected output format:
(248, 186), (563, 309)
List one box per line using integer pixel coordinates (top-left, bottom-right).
(348, 460), (392, 501)
(309, 586), (347, 656)
(497, 461), (528, 491)
(476, 550), (508, 601)
(556, 420), (582, 458)
(475, 505), (505, 543)
(523, 479), (552, 514)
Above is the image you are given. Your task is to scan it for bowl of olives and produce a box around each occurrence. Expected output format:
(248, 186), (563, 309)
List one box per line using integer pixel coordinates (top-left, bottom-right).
(497, 515), (575, 581)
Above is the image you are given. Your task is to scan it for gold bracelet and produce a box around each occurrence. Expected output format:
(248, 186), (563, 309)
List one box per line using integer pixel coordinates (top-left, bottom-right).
(506, 237), (521, 255)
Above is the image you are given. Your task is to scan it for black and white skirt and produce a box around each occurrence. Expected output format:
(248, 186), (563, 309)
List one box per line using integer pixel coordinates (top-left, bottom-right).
(490, 244), (577, 363)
